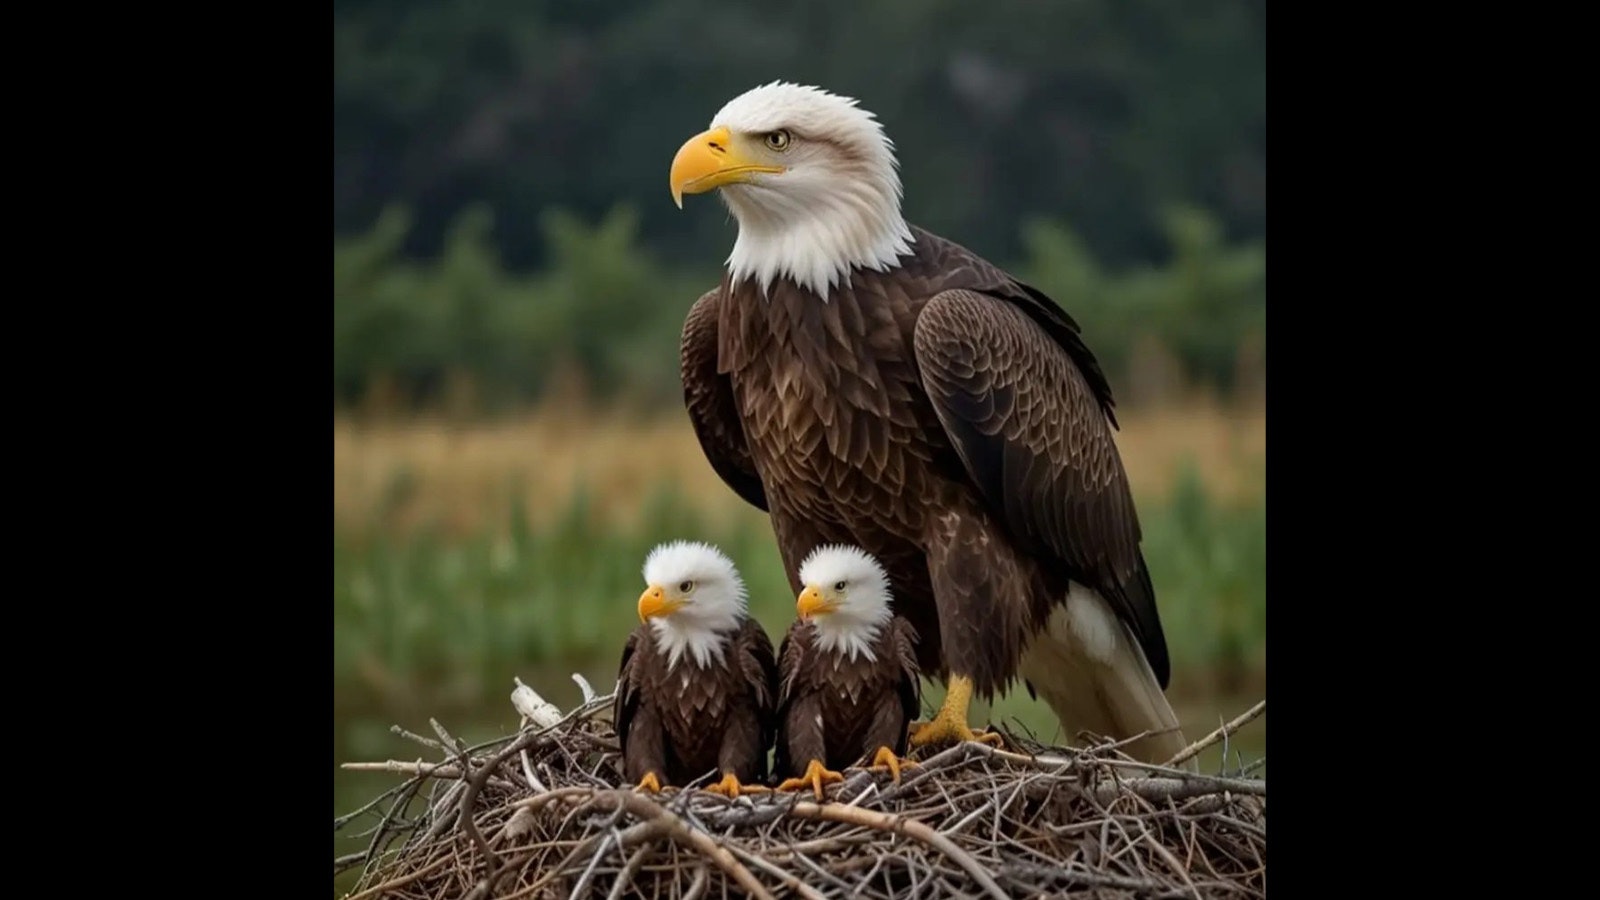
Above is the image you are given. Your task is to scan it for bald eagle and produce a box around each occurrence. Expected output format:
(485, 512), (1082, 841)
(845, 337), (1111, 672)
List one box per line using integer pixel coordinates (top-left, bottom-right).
(773, 544), (921, 800)
(614, 541), (779, 797)
(669, 82), (1187, 763)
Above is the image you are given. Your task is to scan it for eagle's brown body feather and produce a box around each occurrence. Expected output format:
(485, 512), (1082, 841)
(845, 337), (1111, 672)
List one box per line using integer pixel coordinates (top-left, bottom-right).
(773, 616), (921, 777)
(613, 617), (778, 787)
(681, 227), (1177, 749)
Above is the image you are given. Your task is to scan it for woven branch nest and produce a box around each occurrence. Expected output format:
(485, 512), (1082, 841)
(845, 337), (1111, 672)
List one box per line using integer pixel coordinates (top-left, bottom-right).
(335, 677), (1265, 900)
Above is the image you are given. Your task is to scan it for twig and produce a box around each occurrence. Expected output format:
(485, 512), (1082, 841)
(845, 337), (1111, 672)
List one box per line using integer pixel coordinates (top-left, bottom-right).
(344, 852), (455, 900)
(1093, 775), (1264, 806)
(450, 729), (499, 881)
(568, 829), (618, 900)
(680, 862), (709, 900)
(429, 718), (460, 751)
(357, 773), (424, 882)
(786, 801), (1010, 900)
(723, 842), (829, 900)
(333, 778), (414, 830)
(604, 843), (652, 900)
(520, 746), (548, 792)
(342, 760), (467, 778)
(391, 724), (447, 751)
(572, 672), (599, 704)
(592, 791), (777, 900)
(1164, 700), (1266, 769)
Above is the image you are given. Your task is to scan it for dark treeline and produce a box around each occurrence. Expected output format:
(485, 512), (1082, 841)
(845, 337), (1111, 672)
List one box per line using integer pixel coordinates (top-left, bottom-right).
(333, 0), (1265, 413)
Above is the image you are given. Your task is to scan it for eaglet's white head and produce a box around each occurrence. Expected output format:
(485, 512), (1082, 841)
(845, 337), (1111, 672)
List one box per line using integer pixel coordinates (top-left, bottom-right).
(796, 544), (896, 664)
(638, 540), (750, 671)
(668, 81), (915, 299)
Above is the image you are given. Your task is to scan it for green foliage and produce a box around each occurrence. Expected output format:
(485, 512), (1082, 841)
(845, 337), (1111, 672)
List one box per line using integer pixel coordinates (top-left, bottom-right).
(333, 203), (716, 410)
(1142, 462), (1266, 686)
(1015, 205), (1265, 393)
(334, 203), (1263, 409)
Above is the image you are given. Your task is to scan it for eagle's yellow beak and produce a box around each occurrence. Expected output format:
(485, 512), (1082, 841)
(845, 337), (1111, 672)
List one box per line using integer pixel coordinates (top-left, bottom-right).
(797, 585), (838, 620)
(669, 126), (785, 209)
(638, 585), (684, 622)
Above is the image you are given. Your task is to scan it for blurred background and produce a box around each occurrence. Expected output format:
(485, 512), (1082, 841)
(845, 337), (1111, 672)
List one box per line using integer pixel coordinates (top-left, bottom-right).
(334, 0), (1264, 888)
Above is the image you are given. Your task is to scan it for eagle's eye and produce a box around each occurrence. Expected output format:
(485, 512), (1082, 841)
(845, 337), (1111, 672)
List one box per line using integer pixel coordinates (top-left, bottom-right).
(834, 580), (847, 592)
(679, 580), (694, 594)
(764, 130), (792, 152)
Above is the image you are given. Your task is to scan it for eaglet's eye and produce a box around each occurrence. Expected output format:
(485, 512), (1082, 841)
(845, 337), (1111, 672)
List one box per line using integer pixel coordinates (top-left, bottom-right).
(679, 580), (694, 593)
(764, 130), (792, 151)
(834, 580), (847, 592)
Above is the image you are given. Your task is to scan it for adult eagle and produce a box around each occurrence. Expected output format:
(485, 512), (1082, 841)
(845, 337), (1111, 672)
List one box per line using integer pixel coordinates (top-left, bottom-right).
(614, 541), (779, 797)
(773, 544), (921, 800)
(668, 81), (1187, 763)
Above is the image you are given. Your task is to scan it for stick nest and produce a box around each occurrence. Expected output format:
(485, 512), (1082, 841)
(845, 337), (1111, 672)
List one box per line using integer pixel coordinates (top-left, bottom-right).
(336, 684), (1265, 900)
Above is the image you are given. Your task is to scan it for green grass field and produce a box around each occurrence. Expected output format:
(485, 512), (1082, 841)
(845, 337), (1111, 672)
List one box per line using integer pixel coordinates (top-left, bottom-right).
(333, 466), (1264, 893)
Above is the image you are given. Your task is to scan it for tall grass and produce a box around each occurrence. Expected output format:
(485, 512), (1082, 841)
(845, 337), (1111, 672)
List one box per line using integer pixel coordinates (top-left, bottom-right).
(335, 470), (1262, 716)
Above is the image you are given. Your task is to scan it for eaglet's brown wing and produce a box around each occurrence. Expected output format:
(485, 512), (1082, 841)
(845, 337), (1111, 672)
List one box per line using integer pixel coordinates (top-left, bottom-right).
(614, 627), (642, 739)
(736, 616), (780, 739)
(912, 289), (1170, 688)
(614, 626), (666, 783)
(681, 288), (767, 512)
(771, 624), (822, 778)
(891, 616), (922, 729)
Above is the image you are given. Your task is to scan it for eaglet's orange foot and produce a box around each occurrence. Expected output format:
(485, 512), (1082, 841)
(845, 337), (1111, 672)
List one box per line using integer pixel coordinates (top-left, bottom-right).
(634, 771), (664, 793)
(776, 759), (845, 801)
(705, 772), (767, 798)
(907, 675), (1006, 749)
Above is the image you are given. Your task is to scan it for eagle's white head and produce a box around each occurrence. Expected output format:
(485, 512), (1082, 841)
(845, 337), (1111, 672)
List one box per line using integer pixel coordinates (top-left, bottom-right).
(638, 540), (749, 671)
(796, 544), (896, 664)
(669, 81), (915, 299)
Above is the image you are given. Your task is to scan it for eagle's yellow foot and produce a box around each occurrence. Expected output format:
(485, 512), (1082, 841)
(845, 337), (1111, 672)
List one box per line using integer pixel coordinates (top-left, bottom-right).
(705, 772), (766, 797)
(867, 745), (914, 784)
(908, 675), (1006, 749)
(908, 716), (1003, 747)
(776, 759), (845, 801)
(635, 771), (663, 793)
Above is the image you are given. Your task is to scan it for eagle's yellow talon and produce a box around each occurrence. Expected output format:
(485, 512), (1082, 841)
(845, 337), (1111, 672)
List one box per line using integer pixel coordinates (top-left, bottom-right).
(635, 771), (663, 793)
(907, 675), (1007, 749)
(776, 759), (845, 801)
(705, 772), (761, 798)
(868, 745), (913, 784)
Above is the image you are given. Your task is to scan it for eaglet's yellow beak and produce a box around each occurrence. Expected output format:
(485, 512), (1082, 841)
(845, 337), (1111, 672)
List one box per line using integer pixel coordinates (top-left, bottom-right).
(638, 585), (684, 623)
(669, 126), (785, 209)
(797, 585), (839, 620)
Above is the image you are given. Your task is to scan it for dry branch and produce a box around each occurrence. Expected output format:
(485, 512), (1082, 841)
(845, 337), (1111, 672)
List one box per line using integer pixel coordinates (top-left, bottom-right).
(335, 685), (1265, 900)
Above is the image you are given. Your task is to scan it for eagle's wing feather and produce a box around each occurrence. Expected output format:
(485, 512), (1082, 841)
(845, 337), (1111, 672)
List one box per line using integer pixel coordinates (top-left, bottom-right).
(681, 287), (767, 512)
(912, 289), (1170, 688)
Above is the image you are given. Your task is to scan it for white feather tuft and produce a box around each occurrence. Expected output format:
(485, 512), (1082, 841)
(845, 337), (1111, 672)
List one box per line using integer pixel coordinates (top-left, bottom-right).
(705, 82), (914, 299)
(798, 544), (895, 663)
(640, 540), (748, 671)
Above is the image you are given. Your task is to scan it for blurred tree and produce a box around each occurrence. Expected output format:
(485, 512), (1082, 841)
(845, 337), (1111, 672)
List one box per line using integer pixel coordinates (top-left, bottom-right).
(333, 0), (1264, 272)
